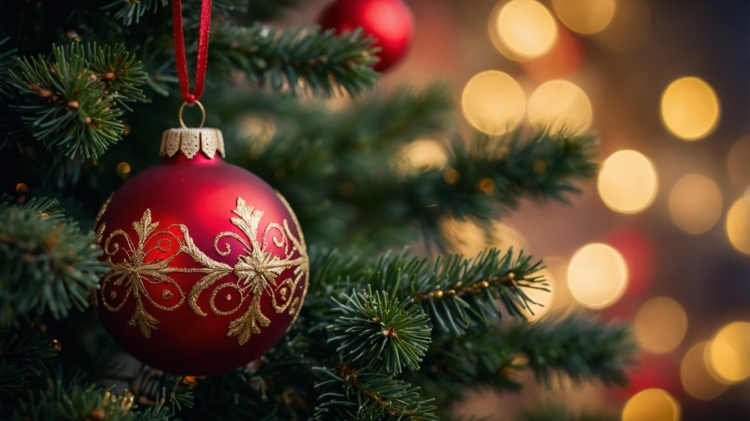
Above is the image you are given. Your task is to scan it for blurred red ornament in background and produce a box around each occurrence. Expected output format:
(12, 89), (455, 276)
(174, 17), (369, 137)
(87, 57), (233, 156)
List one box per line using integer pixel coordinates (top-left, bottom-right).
(319, 0), (414, 72)
(614, 353), (682, 400)
(92, 128), (309, 375)
(605, 228), (656, 298)
(521, 25), (584, 82)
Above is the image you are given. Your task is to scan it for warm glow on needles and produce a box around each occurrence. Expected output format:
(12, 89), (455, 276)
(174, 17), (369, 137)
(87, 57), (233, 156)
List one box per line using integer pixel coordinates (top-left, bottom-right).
(635, 297), (687, 354)
(527, 80), (592, 134)
(661, 77), (720, 141)
(669, 174), (722, 234)
(461, 71), (526, 135)
(597, 150), (658, 214)
(567, 243), (627, 309)
(622, 388), (680, 421)
(681, 342), (728, 400)
(393, 139), (448, 176)
(726, 197), (750, 255)
(494, 0), (558, 59)
(551, 0), (615, 34)
(708, 322), (750, 383)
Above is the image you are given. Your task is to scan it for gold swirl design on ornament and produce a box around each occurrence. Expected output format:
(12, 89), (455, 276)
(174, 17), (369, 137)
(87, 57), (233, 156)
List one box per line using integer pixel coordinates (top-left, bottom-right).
(97, 194), (309, 344)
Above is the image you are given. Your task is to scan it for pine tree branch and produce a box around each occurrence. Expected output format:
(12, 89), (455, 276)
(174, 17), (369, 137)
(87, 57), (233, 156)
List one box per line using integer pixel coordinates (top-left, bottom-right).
(11, 378), (189, 421)
(4, 43), (148, 159)
(210, 23), (379, 96)
(0, 197), (107, 327)
(309, 247), (548, 336)
(313, 367), (437, 421)
(102, 0), (169, 26)
(418, 316), (635, 401)
(0, 330), (58, 416)
(329, 287), (432, 375)
(226, 87), (595, 248)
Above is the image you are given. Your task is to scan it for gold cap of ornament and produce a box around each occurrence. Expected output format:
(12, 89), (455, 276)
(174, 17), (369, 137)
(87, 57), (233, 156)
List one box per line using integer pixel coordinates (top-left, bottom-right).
(160, 128), (225, 159)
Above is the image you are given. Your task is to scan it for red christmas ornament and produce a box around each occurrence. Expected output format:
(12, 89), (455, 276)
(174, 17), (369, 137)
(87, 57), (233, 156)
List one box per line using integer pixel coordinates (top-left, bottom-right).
(318, 0), (414, 72)
(91, 128), (309, 375)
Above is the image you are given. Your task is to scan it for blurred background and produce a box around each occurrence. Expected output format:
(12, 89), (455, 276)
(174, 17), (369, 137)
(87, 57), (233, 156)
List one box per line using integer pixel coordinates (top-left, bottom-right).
(281, 0), (750, 419)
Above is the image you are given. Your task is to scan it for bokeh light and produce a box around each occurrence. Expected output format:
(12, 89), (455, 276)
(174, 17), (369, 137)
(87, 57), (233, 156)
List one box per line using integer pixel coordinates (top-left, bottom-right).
(726, 196), (750, 255)
(591, 0), (651, 54)
(116, 162), (131, 180)
(461, 71), (526, 135)
(393, 139), (448, 176)
(442, 218), (529, 258)
(527, 80), (592, 134)
(494, 0), (558, 59)
(668, 174), (722, 234)
(634, 297), (687, 354)
(238, 114), (277, 154)
(551, 0), (615, 34)
(567, 243), (628, 309)
(680, 342), (728, 400)
(708, 322), (750, 383)
(521, 25), (584, 82)
(621, 388), (680, 421)
(727, 136), (750, 188)
(597, 150), (658, 214)
(660, 77), (720, 141)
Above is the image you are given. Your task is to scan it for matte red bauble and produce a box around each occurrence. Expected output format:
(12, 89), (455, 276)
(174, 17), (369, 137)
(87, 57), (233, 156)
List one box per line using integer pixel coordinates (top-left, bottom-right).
(91, 128), (309, 376)
(318, 0), (414, 72)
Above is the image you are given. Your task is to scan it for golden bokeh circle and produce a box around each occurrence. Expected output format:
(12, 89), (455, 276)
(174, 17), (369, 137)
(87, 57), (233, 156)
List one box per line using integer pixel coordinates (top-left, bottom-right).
(635, 297), (688, 354)
(726, 197), (750, 255)
(708, 321), (750, 383)
(660, 77), (720, 141)
(527, 79), (593, 134)
(567, 243), (628, 309)
(551, 0), (615, 35)
(621, 388), (680, 421)
(668, 174), (722, 234)
(597, 150), (658, 214)
(496, 0), (558, 59)
(461, 71), (526, 135)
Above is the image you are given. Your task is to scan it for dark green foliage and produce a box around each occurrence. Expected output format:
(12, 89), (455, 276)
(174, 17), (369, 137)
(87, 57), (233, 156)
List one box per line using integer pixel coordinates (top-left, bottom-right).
(244, 0), (299, 22)
(5, 44), (147, 159)
(314, 367), (438, 421)
(186, 334), (314, 420)
(508, 315), (635, 387)
(211, 23), (379, 96)
(103, 0), (169, 26)
(0, 330), (59, 415)
(11, 379), (190, 421)
(0, 197), (106, 327)
(329, 287), (432, 374)
(419, 316), (635, 405)
(231, 93), (596, 248)
(309, 247), (548, 335)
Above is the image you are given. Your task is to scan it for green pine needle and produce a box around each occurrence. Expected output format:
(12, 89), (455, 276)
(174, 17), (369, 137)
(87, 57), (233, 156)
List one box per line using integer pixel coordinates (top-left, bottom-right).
(329, 287), (432, 374)
(0, 197), (106, 327)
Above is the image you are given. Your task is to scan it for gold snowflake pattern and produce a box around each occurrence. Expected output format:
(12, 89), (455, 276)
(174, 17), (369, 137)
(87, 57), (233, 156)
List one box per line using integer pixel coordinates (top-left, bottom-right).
(97, 194), (308, 344)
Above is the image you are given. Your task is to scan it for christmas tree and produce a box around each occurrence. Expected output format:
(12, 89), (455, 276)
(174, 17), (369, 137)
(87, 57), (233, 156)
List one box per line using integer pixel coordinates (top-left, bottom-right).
(0, 0), (635, 419)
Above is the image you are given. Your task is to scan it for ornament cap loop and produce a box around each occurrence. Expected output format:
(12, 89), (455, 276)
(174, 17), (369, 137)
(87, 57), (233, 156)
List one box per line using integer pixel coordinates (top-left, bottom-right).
(178, 100), (206, 129)
(160, 127), (225, 159)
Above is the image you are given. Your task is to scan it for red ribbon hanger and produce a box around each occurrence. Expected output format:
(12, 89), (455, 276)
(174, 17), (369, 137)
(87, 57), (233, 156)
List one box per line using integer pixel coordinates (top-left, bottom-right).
(171, 0), (212, 104)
